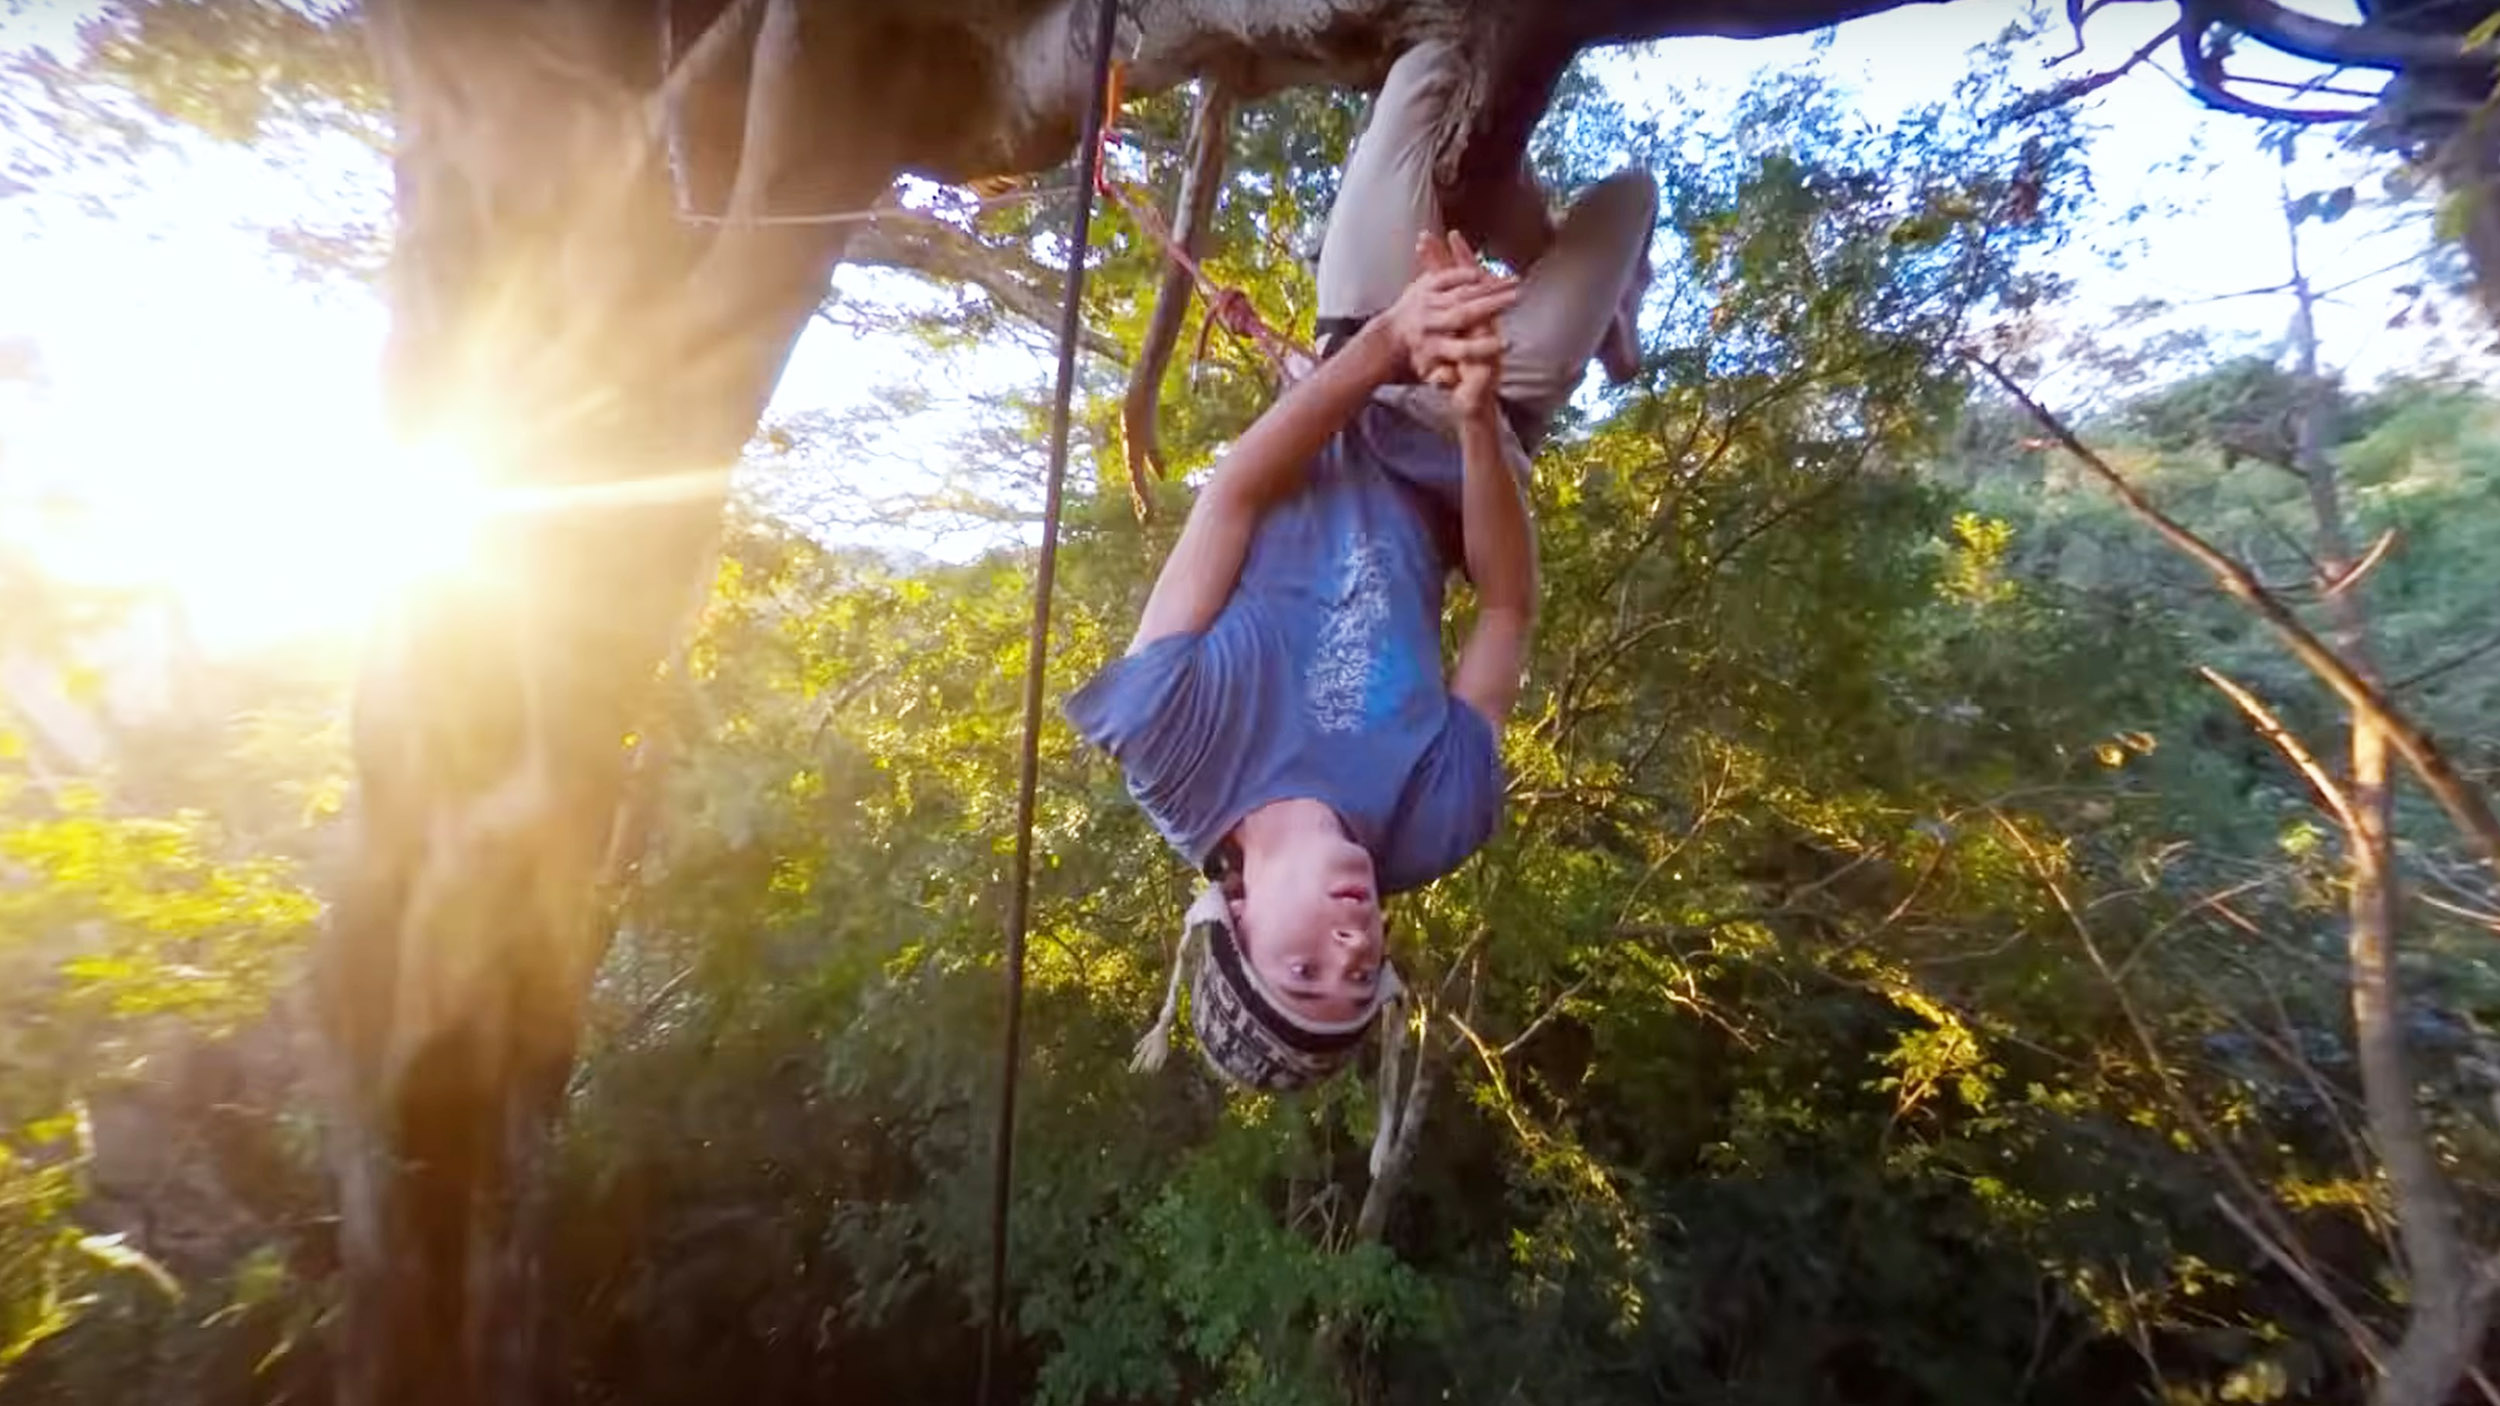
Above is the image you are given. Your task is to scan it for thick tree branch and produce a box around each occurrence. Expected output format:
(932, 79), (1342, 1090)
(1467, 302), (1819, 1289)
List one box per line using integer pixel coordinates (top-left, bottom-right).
(2197, 0), (2491, 74)
(646, 0), (766, 142)
(1121, 79), (1234, 519)
(2179, 17), (2376, 123)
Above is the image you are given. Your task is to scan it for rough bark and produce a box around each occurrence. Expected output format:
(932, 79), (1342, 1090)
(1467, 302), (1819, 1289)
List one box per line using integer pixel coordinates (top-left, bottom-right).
(324, 1), (2500, 1402)
(325, 1), (889, 1400)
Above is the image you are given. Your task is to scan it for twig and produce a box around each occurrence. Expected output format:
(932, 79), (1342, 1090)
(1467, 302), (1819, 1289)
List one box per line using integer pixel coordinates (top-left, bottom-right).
(2107, 872), (2277, 984)
(2018, 21), (2184, 116)
(2316, 250), (2434, 301)
(2390, 628), (2500, 693)
(2212, 1194), (2389, 1374)
(2198, 666), (2360, 832)
(1973, 355), (2500, 880)
(2420, 891), (2500, 932)
(1498, 974), (1596, 1059)
(627, 964), (698, 1035)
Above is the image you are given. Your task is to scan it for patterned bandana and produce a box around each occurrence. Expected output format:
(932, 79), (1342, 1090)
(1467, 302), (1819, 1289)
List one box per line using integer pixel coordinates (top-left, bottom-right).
(1129, 885), (1415, 1176)
(1132, 883), (1405, 1074)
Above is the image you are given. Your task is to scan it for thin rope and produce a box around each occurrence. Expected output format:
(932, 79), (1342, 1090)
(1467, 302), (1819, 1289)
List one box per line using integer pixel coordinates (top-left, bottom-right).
(673, 181), (1078, 228)
(976, 0), (1123, 1400)
(1088, 69), (1312, 380)
(1097, 167), (1313, 378)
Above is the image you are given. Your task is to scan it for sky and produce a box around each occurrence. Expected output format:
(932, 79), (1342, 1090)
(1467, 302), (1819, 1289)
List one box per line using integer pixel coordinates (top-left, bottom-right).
(0, 1), (2484, 655)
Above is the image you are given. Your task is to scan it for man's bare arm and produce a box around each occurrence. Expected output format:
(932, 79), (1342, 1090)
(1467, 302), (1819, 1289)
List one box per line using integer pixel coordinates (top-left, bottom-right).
(1446, 355), (1539, 725)
(1130, 260), (1513, 652)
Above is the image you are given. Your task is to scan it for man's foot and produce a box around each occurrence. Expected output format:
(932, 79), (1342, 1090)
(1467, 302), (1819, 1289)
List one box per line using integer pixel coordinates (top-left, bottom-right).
(1598, 307), (1640, 384)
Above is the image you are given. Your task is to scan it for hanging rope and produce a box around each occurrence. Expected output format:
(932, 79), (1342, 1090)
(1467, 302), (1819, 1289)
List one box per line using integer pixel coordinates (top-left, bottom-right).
(975, 0), (1123, 1401)
(1093, 60), (1315, 383)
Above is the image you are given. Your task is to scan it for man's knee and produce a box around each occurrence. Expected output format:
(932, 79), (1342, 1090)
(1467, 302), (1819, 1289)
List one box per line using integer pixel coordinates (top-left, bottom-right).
(1371, 38), (1466, 135)
(1585, 168), (1660, 229)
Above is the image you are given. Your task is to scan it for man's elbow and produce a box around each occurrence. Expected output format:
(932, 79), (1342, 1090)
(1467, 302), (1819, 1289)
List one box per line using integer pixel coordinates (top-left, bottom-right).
(1475, 590), (1539, 630)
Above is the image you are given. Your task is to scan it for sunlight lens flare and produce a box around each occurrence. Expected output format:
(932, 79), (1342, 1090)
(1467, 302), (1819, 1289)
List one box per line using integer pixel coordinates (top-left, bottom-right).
(10, 415), (502, 649)
(358, 439), (496, 588)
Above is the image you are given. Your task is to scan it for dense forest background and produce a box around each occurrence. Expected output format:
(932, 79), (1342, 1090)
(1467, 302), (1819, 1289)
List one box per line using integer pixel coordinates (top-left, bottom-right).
(6, 6), (2500, 1404)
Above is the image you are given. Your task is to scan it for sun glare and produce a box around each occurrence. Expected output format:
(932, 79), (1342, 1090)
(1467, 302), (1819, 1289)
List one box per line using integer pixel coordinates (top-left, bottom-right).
(11, 393), (496, 651)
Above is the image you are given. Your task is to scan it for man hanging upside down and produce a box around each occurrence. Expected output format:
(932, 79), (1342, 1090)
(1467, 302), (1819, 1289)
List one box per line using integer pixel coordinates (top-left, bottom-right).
(1066, 39), (1657, 1093)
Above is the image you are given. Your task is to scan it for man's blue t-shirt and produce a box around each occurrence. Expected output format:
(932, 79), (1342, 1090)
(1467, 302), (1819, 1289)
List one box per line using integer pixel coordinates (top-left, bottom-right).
(1064, 399), (1501, 895)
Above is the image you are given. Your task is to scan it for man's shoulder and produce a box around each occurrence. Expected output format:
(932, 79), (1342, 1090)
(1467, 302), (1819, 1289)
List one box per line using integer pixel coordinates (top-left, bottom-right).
(1374, 693), (1504, 894)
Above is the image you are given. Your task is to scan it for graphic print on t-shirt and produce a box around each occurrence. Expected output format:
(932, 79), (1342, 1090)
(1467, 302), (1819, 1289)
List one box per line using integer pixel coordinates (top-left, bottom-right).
(1305, 531), (1391, 733)
(1063, 403), (1499, 892)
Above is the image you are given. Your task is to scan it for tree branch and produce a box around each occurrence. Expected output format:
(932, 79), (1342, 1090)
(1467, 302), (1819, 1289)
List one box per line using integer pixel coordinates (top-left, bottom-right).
(1972, 354), (2500, 881)
(2177, 17), (2375, 123)
(1497, 974), (1595, 1058)
(2197, 665), (2360, 833)
(846, 214), (1128, 364)
(2197, 0), (2492, 74)
(2212, 1193), (2390, 1375)
(2015, 20), (2182, 120)
(2391, 627), (2500, 693)
(1121, 79), (1234, 520)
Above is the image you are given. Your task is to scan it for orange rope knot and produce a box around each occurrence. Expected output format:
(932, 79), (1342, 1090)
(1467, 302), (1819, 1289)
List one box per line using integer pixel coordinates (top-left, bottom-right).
(1094, 57), (1313, 383)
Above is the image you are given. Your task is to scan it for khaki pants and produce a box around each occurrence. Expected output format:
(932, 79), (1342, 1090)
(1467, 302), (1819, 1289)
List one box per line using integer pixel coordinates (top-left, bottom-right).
(1316, 39), (1657, 425)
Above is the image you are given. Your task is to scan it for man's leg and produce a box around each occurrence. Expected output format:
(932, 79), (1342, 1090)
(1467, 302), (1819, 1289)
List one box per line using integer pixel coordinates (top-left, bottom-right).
(1314, 40), (1466, 334)
(1496, 169), (1659, 421)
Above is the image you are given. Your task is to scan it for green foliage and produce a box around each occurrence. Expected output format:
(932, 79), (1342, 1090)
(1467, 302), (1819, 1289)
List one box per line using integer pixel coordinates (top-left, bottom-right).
(11, 21), (2500, 1406)
(0, 575), (338, 1399)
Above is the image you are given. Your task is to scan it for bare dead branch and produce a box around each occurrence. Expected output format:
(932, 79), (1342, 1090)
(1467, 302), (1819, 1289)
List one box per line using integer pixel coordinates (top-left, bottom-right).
(1973, 355), (2500, 882)
(2198, 666), (2361, 832)
(2324, 528), (2398, 599)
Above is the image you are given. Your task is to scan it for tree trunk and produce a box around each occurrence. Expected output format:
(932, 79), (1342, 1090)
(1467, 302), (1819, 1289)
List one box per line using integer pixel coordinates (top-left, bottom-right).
(318, 1), (900, 1399)
(345, 0), (2474, 1400)
(324, 4), (1957, 1397)
(2285, 204), (2490, 1406)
